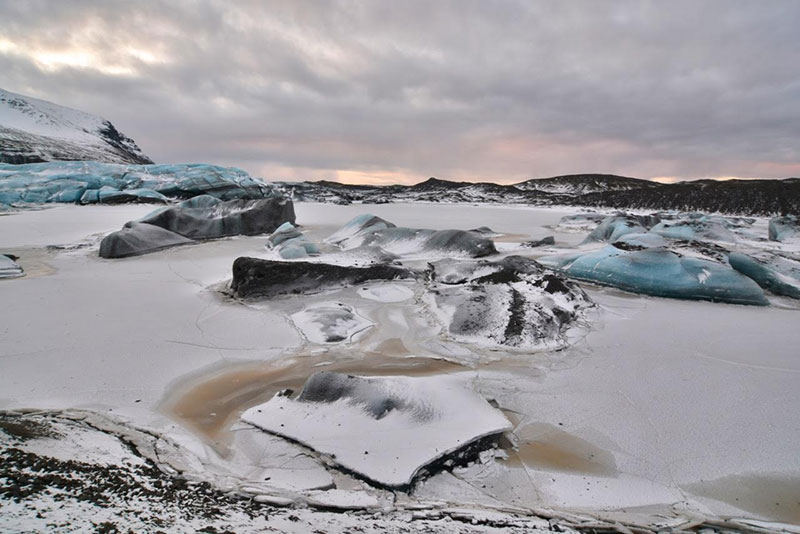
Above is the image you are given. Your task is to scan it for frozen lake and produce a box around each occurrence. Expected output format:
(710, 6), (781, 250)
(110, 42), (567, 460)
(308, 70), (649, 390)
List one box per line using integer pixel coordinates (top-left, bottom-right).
(1, 202), (799, 527)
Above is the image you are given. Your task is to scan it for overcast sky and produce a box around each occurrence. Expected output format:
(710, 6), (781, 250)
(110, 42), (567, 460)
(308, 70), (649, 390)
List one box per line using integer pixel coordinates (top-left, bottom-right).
(1, 1), (799, 184)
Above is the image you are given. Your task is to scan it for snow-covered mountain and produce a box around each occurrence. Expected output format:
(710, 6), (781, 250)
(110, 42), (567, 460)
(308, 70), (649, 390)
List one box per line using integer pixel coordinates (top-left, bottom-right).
(0, 87), (153, 165)
(514, 173), (657, 194)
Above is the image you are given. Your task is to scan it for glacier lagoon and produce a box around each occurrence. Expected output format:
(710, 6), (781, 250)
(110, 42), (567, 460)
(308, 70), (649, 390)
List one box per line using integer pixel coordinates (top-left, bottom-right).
(1, 201), (799, 531)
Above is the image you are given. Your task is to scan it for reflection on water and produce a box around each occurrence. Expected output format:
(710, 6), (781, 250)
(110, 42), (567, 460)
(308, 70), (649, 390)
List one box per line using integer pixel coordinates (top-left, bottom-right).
(160, 347), (464, 454)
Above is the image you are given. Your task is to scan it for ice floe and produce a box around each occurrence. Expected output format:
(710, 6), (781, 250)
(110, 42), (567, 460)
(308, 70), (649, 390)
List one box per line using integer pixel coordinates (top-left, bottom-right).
(266, 222), (321, 259)
(583, 214), (660, 244)
(729, 251), (800, 299)
(242, 372), (512, 488)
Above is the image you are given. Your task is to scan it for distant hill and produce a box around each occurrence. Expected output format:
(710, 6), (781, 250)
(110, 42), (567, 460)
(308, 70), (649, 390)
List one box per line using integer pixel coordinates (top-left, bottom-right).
(275, 174), (800, 216)
(515, 174), (658, 194)
(0, 87), (153, 165)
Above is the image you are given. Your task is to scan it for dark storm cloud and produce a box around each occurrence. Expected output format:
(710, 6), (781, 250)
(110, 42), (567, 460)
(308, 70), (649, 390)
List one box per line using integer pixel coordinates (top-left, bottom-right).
(1, 0), (799, 182)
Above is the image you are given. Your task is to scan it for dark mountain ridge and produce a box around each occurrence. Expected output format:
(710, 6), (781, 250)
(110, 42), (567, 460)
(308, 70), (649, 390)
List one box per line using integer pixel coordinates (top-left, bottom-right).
(276, 174), (800, 216)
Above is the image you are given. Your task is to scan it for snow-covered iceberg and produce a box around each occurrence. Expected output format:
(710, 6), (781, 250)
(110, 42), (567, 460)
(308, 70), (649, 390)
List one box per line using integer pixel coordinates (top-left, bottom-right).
(539, 245), (769, 305)
(326, 214), (496, 258)
(242, 372), (511, 488)
(230, 257), (415, 299)
(424, 256), (592, 349)
(0, 161), (278, 207)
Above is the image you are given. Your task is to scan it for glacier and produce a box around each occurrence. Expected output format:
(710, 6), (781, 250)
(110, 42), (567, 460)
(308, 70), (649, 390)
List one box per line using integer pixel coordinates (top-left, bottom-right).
(0, 161), (278, 207)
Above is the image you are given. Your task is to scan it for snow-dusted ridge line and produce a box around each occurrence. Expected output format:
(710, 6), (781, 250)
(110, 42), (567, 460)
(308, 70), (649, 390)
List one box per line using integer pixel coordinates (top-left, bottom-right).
(0, 87), (152, 164)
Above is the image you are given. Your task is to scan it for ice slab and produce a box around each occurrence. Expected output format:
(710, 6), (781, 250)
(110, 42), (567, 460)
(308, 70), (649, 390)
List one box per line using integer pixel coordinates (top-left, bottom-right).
(539, 245), (769, 305)
(242, 372), (511, 488)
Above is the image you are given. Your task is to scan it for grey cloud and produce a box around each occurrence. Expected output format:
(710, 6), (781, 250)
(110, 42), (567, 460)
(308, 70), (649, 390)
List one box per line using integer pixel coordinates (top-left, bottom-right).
(0, 0), (798, 182)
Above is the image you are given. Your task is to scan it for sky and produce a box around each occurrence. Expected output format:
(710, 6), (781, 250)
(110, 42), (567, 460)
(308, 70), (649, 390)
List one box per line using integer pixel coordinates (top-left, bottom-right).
(1, 1), (799, 185)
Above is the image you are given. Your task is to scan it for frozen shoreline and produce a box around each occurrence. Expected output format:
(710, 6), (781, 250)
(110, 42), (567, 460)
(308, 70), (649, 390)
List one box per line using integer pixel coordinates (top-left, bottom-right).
(1, 202), (799, 530)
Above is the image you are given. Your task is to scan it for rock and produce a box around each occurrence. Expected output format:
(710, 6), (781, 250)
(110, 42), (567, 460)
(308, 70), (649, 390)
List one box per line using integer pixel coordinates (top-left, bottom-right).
(539, 246), (769, 306)
(769, 215), (800, 242)
(241, 372), (511, 489)
(230, 257), (415, 299)
(424, 256), (592, 349)
(98, 222), (194, 258)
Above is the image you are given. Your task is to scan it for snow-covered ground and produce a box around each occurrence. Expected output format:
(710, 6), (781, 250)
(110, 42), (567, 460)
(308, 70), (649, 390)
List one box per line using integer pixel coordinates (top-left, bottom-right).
(1, 202), (799, 532)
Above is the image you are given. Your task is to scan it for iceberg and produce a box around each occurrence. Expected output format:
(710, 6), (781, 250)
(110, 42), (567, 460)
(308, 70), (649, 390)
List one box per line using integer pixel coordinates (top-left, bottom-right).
(769, 215), (800, 242)
(266, 222), (320, 259)
(539, 245), (769, 305)
(555, 213), (607, 232)
(424, 256), (592, 349)
(728, 252), (800, 299)
(98, 222), (194, 258)
(230, 257), (415, 299)
(0, 161), (278, 206)
(327, 214), (496, 258)
(242, 372), (511, 488)
(99, 197), (295, 258)
(650, 217), (737, 242)
(582, 214), (660, 244)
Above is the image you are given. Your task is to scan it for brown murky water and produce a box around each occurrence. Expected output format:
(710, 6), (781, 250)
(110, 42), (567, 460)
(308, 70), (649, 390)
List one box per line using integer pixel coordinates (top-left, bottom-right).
(685, 473), (800, 524)
(161, 344), (465, 453)
(503, 422), (618, 476)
